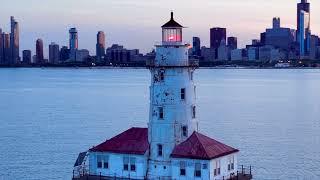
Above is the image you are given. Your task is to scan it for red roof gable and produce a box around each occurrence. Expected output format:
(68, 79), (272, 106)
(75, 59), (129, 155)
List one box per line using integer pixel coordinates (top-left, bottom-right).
(171, 132), (239, 160)
(90, 127), (149, 155)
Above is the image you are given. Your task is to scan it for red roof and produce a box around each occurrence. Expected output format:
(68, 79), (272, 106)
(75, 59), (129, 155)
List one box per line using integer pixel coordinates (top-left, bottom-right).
(90, 127), (149, 155)
(171, 132), (239, 160)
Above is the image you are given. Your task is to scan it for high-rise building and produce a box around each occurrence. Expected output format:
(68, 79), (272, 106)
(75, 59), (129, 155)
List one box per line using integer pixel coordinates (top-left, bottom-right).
(227, 37), (238, 50)
(96, 31), (106, 61)
(60, 46), (70, 62)
(265, 18), (295, 51)
(192, 37), (201, 57)
(210, 27), (226, 49)
(69, 28), (78, 50)
(10, 16), (19, 64)
(0, 29), (3, 64)
(22, 50), (32, 64)
(49, 42), (60, 64)
(3, 33), (11, 64)
(297, 0), (311, 56)
(36, 39), (44, 64)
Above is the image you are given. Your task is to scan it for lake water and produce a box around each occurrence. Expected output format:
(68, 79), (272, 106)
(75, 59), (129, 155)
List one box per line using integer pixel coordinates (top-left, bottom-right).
(0, 68), (319, 180)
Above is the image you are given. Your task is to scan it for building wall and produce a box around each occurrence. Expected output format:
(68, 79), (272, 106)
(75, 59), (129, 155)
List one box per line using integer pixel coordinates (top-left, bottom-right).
(170, 153), (238, 180)
(89, 152), (148, 179)
(209, 153), (238, 180)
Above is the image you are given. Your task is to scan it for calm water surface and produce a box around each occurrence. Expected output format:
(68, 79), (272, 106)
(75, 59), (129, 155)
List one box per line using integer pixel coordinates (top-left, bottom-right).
(0, 68), (319, 180)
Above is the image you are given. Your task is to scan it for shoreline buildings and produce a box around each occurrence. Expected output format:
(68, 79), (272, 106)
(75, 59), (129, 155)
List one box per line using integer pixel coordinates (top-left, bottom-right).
(72, 13), (252, 180)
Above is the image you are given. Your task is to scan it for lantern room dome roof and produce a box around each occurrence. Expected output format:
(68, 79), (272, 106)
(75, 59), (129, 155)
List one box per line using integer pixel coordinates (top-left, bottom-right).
(162, 12), (183, 28)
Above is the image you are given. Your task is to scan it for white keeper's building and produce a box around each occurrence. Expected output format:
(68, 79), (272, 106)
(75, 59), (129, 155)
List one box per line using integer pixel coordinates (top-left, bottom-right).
(73, 13), (251, 180)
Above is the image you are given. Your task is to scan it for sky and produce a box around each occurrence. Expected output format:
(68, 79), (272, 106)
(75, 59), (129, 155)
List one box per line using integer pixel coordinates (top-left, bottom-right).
(0, 0), (319, 57)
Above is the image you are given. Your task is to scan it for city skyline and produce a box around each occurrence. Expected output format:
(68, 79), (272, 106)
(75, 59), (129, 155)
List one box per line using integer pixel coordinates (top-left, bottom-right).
(0, 0), (320, 56)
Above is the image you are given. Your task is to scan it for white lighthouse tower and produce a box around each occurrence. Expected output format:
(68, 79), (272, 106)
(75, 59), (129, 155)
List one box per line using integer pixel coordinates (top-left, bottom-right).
(74, 12), (251, 180)
(147, 12), (198, 178)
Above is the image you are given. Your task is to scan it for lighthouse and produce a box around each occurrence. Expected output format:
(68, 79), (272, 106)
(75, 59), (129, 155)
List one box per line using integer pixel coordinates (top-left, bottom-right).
(73, 12), (252, 180)
(147, 12), (198, 178)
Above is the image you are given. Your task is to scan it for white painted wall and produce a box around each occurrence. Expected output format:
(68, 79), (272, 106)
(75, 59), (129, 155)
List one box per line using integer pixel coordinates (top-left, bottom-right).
(171, 153), (238, 180)
(88, 152), (148, 179)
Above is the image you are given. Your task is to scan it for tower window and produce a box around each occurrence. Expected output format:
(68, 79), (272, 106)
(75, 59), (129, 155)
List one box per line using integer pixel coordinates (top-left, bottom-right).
(181, 88), (185, 100)
(180, 161), (186, 176)
(194, 163), (201, 177)
(159, 107), (164, 119)
(157, 144), (163, 157)
(160, 71), (165, 81)
(182, 126), (188, 137)
(192, 106), (196, 119)
(97, 155), (109, 169)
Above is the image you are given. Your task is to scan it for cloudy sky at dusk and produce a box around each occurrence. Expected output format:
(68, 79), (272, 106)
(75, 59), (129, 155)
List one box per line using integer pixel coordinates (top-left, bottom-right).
(0, 0), (319, 56)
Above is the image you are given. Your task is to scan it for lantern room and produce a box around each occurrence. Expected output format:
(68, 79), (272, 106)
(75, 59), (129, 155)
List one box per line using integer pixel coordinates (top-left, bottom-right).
(162, 12), (184, 43)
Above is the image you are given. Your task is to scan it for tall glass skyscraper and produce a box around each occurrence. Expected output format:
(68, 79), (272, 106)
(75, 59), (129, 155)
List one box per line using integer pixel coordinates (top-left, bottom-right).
(192, 37), (201, 57)
(210, 27), (226, 49)
(96, 31), (106, 61)
(10, 16), (19, 64)
(297, 0), (311, 56)
(36, 39), (44, 64)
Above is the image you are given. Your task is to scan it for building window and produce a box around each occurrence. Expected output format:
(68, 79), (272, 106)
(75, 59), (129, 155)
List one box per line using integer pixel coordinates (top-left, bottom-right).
(192, 106), (196, 119)
(228, 156), (235, 171)
(97, 155), (108, 169)
(180, 161), (186, 176)
(130, 157), (136, 171)
(97, 155), (103, 168)
(214, 160), (221, 176)
(103, 156), (109, 169)
(194, 163), (201, 177)
(181, 88), (185, 100)
(203, 163), (208, 170)
(159, 107), (164, 119)
(157, 144), (163, 157)
(123, 157), (129, 171)
(160, 71), (165, 81)
(182, 126), (188, 137)
(190, 72), (194, 80)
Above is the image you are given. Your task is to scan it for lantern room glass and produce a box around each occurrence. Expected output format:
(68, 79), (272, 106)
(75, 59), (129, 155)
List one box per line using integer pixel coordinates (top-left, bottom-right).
(162, 28), (182, 42)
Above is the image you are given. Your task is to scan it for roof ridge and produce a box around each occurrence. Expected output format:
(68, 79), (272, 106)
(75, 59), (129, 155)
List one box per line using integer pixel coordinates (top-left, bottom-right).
(193, 132), (210, 159)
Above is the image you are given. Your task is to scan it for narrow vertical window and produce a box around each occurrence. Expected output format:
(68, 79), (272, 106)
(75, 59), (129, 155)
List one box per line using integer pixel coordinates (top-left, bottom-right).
(97, 155), (103, 168)
(182, 126), (188, 137)
(103, 156), (109, 169)
(123, 157), (129, 171)
(180, 161), (186, 176)
(157, 144), (163, 157)
(130, 157), (136, 171)
(160, 71), (165, 81)
(159, 107), (164, 120)
(194, 163), (201, 177)
(214, 160), (221, 176)
(181, 88), (185, 100)
(192, 106), (196, 119)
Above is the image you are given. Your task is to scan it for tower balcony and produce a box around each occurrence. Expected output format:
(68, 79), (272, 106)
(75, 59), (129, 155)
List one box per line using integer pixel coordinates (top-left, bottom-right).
(146, 59), (199, 68)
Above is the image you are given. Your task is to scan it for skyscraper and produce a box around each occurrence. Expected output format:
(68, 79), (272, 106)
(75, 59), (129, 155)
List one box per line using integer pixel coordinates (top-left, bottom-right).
(36, 39), (44, 64)
(210, 27), (226, 49)
(0, 29), (3, 64)
(96, 31), (106, 61)
(22, 50), (32, 64)
(3, 33), (11, 64)
(192, 37), (201, 57)
(227, 37), (238, 50)
(297, 0), (311, 56)
(49, 42), (60, 64)
(69, 28), (78, 50)
(10, 16), (19, 64)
